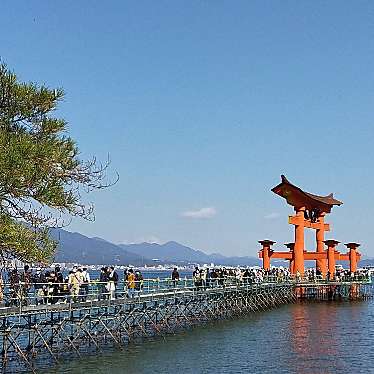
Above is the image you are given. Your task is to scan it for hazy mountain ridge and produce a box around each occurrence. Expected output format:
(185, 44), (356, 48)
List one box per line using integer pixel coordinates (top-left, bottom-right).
(119, 241), (216, 263)
(50, 229), (148, 265)
(118, 240), (261, 266)
(51, 229), (261, 266)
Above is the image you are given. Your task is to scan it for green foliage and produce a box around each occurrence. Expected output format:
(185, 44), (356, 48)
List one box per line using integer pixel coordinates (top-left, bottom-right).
(0, 63), (114, 264)
(0, 214), (55, 263)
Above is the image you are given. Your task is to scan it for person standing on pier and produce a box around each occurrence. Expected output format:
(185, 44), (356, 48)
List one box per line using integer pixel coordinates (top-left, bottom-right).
(127, 269), (136, 298)
(99, 267), (109, 300)
(217, 269), (225, 286)
(33, 269), (46, 305)
(123, 268), (129, 281)
(171, 268), (180, 288)
(296, 270), (301, 283)
(205, 268), (211, 288)
(21, 265), (32, 306)
(193, 267), (202, 290)
(9, 269), (20, 306)
(54, 266), (64, 303)
(210, 269), (218, 287)
(68, 270), (80, 302)
(46, 270), (56, 304)
(49, 266), (64, 304)
(81, 268), (90, 301)
(135, 270), (144, 296)
(201, 269), (207, 289)
(76, 269), (85, 301)
(108, 266), (118, 300)
(316, 268), (322, 281)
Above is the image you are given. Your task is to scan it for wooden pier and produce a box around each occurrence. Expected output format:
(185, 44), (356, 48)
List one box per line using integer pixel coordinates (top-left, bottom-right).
(0, 278), (372, 373)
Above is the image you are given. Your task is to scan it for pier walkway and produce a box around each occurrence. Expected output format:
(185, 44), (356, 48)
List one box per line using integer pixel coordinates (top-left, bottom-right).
(0, 277), (372, 373)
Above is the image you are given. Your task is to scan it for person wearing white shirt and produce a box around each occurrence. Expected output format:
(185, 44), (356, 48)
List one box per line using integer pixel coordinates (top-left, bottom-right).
(81, 268), (90, 301)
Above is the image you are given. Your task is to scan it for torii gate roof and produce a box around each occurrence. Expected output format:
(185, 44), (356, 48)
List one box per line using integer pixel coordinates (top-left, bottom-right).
(272, 175), (343, 213)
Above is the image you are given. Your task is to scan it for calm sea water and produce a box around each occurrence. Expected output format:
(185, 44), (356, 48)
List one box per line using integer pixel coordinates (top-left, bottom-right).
(48, 300), (374, 374)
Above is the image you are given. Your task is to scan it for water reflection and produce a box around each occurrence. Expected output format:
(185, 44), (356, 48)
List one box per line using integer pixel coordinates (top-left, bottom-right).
(290, 302), (355, 373)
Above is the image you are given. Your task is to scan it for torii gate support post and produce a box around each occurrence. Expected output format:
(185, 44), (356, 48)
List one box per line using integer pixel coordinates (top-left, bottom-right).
(345, 242), (360, 273)
(324, 239), (340, 276)
(285, 242), (295, 274)
(259, 240), (275, 271)
(316, 213), (327, 275)
(294, 207), (305, 275)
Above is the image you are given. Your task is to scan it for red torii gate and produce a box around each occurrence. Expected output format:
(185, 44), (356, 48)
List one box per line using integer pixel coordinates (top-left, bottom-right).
(258, 176), (361, 275)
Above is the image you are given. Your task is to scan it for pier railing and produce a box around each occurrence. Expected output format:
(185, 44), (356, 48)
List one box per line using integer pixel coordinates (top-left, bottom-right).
(0, 274), (371, 312)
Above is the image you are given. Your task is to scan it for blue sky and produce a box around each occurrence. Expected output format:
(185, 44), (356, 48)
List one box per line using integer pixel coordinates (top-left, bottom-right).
(2, 1), (374, 256)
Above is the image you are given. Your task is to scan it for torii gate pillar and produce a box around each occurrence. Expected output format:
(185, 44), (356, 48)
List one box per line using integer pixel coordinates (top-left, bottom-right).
(259, 240), (275, 271)
(285, 242), (295, 273)
(316, 212), (327, 274)
(324, 239), (340, 275)
(293, 207), (305, 275)
(346, 242), (360, 273)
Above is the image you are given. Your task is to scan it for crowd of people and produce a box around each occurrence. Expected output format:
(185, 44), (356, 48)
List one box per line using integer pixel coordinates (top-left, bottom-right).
(189, 266), (292, 289)
(0, 264), (370, 307)
(0, 265), (147, 306)
(189, 266), (370, 288)
(303, 267), (370, 282)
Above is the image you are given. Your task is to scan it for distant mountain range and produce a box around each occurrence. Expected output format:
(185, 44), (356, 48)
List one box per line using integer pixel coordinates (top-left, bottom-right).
(50, 228), (261, 266)
(50, 229), (146, 265)
(50, 228), (374, 267)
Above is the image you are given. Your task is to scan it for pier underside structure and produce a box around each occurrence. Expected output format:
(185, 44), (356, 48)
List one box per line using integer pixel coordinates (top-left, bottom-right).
(0, 279), (372, 373)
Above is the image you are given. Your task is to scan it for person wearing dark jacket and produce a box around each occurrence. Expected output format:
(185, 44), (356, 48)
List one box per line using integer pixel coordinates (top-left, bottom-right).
(52, 266), (64, 303)
(21, 265), (32, 306)
(171, 268), (180, 288)
(99, 267), (109, 300)
(9, 269), (20, 306)
(135, 270), (144, 296)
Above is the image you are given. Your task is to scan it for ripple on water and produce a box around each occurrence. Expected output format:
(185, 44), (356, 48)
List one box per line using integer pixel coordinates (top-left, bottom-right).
(48, 301), (374, 374)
